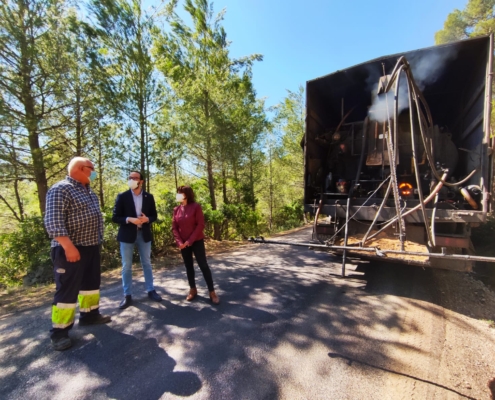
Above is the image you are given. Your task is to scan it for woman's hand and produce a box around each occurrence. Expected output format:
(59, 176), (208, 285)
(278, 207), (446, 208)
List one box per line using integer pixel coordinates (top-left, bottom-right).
(179, 241), (190, 250)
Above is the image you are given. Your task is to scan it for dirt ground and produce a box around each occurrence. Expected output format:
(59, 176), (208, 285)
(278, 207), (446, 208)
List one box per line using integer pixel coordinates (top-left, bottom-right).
(430, 267), (495, 399)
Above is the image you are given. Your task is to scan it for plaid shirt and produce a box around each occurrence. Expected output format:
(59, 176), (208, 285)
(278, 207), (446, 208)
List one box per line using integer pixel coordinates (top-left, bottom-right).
(45, 176), (104, 247)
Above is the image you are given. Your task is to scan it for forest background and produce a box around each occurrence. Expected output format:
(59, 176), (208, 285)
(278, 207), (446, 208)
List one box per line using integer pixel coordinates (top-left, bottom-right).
(0, 0), (494, 287)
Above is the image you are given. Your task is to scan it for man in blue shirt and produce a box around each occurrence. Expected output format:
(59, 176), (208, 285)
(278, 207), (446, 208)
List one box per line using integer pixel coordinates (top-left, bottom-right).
(45, 157), (111, 351)
(112, 171), (162, 309)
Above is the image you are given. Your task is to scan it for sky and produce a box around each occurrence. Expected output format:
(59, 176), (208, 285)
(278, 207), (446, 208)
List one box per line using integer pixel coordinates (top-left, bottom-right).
(168, 0), (469, 108)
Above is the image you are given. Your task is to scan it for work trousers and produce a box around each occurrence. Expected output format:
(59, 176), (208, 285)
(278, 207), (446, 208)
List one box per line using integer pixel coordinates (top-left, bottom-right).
(180, 239), (214, 292)
(50, 245), (101, 339)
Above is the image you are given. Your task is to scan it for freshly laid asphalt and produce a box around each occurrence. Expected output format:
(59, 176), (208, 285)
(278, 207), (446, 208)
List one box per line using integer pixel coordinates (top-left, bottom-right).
(0, 227), (458, 399)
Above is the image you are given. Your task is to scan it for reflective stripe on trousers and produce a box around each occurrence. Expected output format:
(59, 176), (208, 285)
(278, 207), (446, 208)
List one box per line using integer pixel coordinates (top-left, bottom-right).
(52, 302), (77, 329)
(78, 290), (100, 312)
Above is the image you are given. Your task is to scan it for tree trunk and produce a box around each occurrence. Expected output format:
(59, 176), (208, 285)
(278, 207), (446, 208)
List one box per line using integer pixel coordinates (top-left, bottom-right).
(269, 144), (274, 231)
(75, 86), (82, 155)
(233, 164), (240, 203)
(13, 147), (24, 221)
(248, 146), (255, 211)
(21, 36), (48, 215)
(222, 165), (228, 204)
(174, 160), (178, 189)
(206, 151), (220, 240)
(139, 99), (146, 191)
(97, 122), (105, 208)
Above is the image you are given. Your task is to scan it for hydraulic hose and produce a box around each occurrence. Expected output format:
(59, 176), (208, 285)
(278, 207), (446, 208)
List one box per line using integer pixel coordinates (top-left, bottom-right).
(367, 171), (448, 241)
(406, 71), (434, 247)
(431, 193), (439, 247)
(386, 57), (478, 188)
(361, 179), (392, 245)
(325, 177), (391, 243)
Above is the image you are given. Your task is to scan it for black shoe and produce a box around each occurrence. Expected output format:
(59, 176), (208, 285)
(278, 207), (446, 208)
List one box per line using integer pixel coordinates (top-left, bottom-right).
(51, 336), (72, 351)
(148, 290), (162, 302)
(119, 295), (132, 309)
(79, 314), (112, 326)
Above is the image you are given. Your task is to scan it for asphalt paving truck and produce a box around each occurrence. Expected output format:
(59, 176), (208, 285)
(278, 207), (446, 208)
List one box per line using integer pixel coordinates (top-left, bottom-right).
(252, 35), (495, 275)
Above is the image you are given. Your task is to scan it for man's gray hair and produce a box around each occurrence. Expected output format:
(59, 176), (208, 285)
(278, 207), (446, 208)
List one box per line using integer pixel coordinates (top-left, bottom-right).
(67, 157), (90, 173)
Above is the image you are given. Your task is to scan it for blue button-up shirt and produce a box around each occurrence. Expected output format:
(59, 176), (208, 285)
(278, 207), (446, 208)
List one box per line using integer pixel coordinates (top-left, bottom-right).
(131, 190), (143, 228)
(44, 176), (104, 247)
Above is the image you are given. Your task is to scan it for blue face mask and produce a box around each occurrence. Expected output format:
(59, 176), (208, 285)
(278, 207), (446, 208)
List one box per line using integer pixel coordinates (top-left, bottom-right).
(89, 170), (97, 182)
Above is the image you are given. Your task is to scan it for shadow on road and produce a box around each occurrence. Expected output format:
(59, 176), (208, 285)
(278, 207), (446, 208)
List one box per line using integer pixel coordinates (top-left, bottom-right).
(69, 325), (202, 399)
(0, 227), (494, 398)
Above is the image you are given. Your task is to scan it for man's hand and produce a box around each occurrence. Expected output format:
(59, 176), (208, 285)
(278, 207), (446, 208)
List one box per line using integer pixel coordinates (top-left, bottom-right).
(55, 237), (81, 262)
(138, 213), (149, 224)
(64, 244), (81, 262)
(128, 217), (141, 225)
(178, 241), (190, 250)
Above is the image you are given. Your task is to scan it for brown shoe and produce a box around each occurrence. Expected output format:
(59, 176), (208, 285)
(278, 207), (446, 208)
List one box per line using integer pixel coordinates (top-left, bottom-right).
(186, 288), (197, 301)
(209, 291), (220, 305)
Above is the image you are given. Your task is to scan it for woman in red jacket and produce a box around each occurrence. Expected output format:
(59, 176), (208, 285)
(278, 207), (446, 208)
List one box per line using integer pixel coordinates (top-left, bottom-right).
(172, 186), (220, 305)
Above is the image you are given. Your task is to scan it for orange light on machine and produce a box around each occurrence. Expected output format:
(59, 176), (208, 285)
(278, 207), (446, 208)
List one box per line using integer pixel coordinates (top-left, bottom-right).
(399, 182), (413, 197)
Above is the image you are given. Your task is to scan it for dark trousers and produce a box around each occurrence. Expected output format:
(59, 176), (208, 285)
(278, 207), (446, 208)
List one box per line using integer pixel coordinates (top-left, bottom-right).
(50, 245), (101, 339)
(180, 239), (214, 292)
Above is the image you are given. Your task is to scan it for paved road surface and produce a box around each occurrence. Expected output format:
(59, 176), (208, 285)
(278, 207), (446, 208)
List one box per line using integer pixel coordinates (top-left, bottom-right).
(0, 227), (492, 399)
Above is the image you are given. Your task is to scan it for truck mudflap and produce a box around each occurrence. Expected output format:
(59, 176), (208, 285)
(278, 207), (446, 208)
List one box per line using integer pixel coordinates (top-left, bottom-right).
(247, 237), (495, 276)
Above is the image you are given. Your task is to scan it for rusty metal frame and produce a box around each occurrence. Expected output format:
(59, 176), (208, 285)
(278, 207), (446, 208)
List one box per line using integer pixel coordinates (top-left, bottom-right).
(248, 237), (495, 264)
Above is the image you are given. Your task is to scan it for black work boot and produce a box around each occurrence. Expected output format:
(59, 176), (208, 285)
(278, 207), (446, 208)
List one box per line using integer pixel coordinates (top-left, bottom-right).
(51, 336), (72, 351)
(79, 314), (111, 326)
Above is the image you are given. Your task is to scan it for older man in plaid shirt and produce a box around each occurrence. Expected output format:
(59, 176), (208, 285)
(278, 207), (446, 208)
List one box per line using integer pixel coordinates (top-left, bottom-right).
(45, 157), (111, 351)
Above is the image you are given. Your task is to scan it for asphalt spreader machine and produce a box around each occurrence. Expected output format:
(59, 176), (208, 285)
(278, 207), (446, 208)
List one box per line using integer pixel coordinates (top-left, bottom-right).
(251, 35), (495, 276)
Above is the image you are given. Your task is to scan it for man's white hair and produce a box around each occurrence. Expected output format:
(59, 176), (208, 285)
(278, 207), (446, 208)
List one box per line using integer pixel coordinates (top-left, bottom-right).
(67, 157), (90, 173)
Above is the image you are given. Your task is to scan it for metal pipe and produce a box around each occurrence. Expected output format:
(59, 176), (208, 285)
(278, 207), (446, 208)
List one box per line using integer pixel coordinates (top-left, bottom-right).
(248, 237), (495, 263)
(326, 177), (391, 243)
(361, 179), (392, 245)
(409, 68), (478, 187)
(386, 57), (477, 188)
(382, 73), (405, 250)
(483, 33), (493, 213)
(406, 72), (433, 247)
(313, 199), (323, 241)
(367, 172), (448, 240)
(430, 193), (439, 247)
(342, 197), (350, 277)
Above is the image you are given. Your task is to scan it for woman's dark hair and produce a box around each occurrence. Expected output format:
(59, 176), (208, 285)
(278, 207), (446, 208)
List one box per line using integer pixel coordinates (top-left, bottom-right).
(177, 185), (195, 203)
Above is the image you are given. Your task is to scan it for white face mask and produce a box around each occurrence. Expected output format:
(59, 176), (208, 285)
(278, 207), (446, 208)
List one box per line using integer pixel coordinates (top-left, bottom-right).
(176, 193), (185, 202)
(128, 179), (139, 190)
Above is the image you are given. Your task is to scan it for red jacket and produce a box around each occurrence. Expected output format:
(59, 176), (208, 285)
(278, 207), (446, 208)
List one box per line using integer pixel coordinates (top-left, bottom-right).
(172, 202), (205, 246)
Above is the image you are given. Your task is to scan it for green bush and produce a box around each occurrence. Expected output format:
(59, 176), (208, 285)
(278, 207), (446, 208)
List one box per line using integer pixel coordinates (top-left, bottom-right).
(152, 191), (178, 252)
(101, 210), (121, 271)
(272, 199), (304, 231)
(221, 203), (261, 239)
(0, 216), (51, 287)
(202, 206), (224, 238)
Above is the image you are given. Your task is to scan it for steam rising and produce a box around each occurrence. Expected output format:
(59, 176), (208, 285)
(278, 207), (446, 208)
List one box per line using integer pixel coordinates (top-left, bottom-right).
(368, 46), (457, 122)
